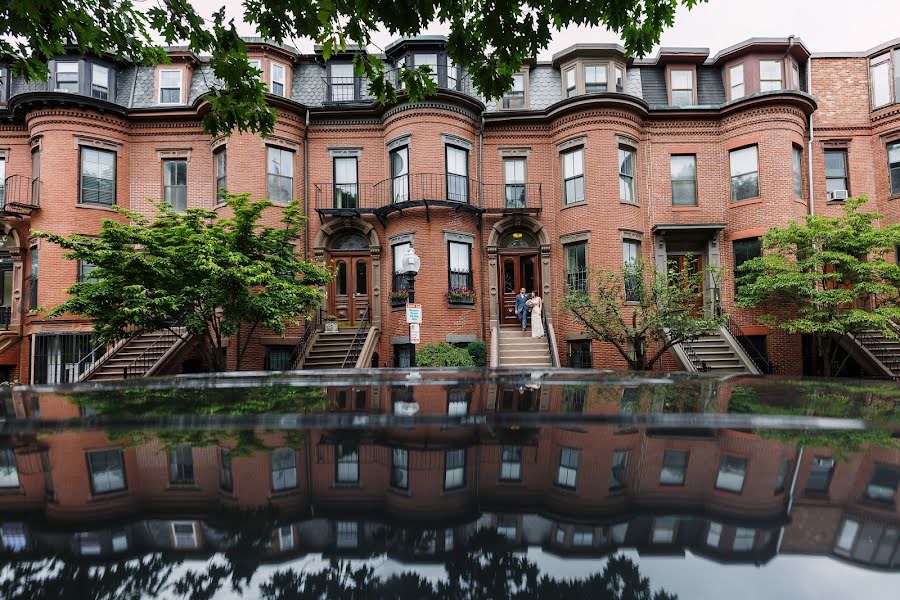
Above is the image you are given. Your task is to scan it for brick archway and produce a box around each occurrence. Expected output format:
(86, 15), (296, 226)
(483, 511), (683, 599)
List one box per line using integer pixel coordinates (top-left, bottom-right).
(486, 216), (551, 328)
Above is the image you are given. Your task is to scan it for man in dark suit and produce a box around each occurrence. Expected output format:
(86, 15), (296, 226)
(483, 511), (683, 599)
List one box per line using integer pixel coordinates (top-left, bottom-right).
(515, 287), (529, 331)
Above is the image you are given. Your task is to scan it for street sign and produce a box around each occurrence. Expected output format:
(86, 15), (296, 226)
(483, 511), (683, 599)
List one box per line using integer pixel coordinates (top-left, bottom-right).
(409, 323), (421, 344)
(406, 303), (423, 324)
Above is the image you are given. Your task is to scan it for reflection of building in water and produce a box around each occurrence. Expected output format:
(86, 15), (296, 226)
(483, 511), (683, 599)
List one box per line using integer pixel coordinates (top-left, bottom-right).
(0, 388), (898, 571)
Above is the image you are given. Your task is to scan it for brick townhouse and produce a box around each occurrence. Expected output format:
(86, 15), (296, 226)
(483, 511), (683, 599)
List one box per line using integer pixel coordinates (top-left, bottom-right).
(1, 384), (898, 569)
(0, 34), (899, 381)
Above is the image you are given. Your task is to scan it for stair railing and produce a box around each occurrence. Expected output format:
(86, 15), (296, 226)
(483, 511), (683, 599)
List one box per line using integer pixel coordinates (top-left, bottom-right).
(289, 308), (324, 370)
(681, 338), (710, 372)
(723, 315), (772, 374)
(122, 326), (186, 379)
(341, 306), (371, 369)
(542, 309), (559, 368)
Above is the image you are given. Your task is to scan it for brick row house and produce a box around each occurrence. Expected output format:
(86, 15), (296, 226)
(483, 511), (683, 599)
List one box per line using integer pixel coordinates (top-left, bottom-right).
(1, 35), (899, 380)
(1, 385), (898, 569)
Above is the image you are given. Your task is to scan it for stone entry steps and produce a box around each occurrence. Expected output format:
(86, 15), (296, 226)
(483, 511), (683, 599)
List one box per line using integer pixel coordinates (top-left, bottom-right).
(497, 326), (552, 367)
(856, 329), (900, 377)
(87, 328), (186, 381)
(684, 331), (751, 374)
(302, 329), (366, 369)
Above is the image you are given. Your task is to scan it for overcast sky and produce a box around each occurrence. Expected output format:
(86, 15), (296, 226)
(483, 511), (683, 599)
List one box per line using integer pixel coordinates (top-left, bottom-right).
(192, 0), (898, 58)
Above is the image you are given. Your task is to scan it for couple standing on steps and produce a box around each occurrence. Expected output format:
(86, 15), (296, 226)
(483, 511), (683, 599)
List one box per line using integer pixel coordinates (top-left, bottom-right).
(514, 288), (545, 338)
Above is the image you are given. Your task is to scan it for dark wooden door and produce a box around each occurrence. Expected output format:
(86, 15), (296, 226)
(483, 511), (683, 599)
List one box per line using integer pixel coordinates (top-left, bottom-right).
(668, 254), (703, 315)
(500, 252), (540, 325)
(330, 254), (370, 324)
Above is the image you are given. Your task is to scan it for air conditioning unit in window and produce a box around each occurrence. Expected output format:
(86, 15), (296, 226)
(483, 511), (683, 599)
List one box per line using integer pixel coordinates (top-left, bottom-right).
(828, 190), (848, 201)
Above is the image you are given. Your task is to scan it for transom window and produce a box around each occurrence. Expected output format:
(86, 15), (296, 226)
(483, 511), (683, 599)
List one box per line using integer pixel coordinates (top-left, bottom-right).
(825, 148), (849, 198)
(759, 60), (783, 92)
(730, 64), (745, 100)
(158, 70), (182, 104)
(562, 147), (585, 204)
(163, 158), (187, 211)
(267, 146), (294, 203)
(619, 145), (636, 202)
(729, 145), (759, 201)
(585, 64), (607, 93)
(502, 73), (526, 109)
(670, 154), (697, 205)
(670, 70), (693, 106)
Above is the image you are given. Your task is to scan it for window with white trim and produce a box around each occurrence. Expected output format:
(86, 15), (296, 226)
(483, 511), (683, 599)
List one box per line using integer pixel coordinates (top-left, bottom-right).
(55, 62), (79, 92)
(584, 64), (607, 93)
(448, 240), (472, 291)
(562, 147), (584, 204)
(158, 70), (182, 104)
(215, 147), (227, 201)
(0, 448), (19, 488)
(500, 445), (522, 481)
(670, 70), (693, 106)
(870, 53), (892, 108)
(91, 64), (109, 100)
(759, 60), (782, 92)
(335, 441), (359, 483)
(730, 64), (744, 100)
(502, 73), (526, 109)
(87, 449), (126, 494)
(556, 447), (579, 488)
(729, 145), (759, 201)
(619, 145), (635, 202)
(267, 146), (294, 203)
(270, 62), (286, 96)
(444, 448), (465, 489)
(564, 67), (576, 98)
(792, 145), (803, 197)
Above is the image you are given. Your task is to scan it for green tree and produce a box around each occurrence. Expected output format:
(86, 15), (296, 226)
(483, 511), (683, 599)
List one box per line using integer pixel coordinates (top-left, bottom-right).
(736, 197), (900, 377)
(562, 260), (725, 370)
(34, 193), (332, 372)
(1, 1), (706, 137)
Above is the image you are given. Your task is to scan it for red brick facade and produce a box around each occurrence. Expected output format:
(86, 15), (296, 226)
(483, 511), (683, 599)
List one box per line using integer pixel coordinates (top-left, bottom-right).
(0, 35), (898, 378)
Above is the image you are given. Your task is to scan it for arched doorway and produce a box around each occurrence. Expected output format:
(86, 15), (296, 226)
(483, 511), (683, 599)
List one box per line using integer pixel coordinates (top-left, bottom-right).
(328, 231), (371, 325)
(497, 229), (541, 325)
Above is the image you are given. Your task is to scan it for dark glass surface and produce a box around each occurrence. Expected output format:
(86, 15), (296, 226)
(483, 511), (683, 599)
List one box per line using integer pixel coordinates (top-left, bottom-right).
(0, 371), (898, 599)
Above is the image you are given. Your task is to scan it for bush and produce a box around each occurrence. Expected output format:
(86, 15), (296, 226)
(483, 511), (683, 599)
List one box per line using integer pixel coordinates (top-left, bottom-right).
(415, 343), (475, 367)
(466, 340), (487, 367)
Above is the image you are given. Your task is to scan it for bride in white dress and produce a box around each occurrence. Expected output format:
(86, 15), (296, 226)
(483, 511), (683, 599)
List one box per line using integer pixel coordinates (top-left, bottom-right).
(527, 292), (545, 338)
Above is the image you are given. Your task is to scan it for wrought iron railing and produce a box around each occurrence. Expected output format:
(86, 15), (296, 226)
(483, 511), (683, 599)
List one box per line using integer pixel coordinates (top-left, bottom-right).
(314, 173), (480, 212)
(681, 339), (710, 372)
(481, 182), (542, 212)
(322, 76), (373, 103)
(0, 306), (10, 331)
(724, 315), (772, 374)
(289, 308), (324, 370)
(123, 326), (185, 379)
(341, 306), (371, 369)
(1, 175), (41, 213)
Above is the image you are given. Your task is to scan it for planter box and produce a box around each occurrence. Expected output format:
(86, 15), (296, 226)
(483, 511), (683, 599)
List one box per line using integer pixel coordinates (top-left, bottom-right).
(448, 297), (476, 305)
(390, 297), (409, 308)
(324, 321), (339, 333)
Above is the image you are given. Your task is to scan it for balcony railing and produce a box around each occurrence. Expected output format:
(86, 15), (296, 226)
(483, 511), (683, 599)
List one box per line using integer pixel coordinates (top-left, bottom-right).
(323, 77), (373, 103)
(1, 175), (41, 216)
(314, 175), (542, 218)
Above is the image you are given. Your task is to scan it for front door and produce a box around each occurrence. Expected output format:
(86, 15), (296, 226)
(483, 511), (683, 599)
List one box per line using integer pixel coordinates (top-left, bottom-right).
(330, 254), (370, 324)
(500, 252), (540, 325)
(668, 254), (703, 315)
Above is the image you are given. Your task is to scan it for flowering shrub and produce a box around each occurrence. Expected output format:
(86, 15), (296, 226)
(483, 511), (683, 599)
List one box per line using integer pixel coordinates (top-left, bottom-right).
(389, 290), (409, 304)
(447, 287), (476, 303)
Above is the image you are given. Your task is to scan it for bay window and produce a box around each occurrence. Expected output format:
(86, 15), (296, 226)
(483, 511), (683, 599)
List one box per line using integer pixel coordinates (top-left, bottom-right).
(267, 146), (294, 203)
(562, 147), (584, 204)
(870, 53), (893, 108)
(448, 241), (472, 290)
(585, 64), (607, 93)
(730, 64), (745, 99)
(729, 145), (759, 201)
(759, 60), (782, 91)
(445, 145), (469, 202)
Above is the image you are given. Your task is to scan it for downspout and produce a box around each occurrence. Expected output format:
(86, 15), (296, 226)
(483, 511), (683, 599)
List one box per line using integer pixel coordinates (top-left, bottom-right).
(806, 55), (815, 216)
(477, 113), (487, 345)
(303, 108), (310, 260)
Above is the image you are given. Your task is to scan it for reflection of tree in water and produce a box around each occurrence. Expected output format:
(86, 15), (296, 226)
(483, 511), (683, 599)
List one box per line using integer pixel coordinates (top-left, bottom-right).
(1, 529), (676, 600)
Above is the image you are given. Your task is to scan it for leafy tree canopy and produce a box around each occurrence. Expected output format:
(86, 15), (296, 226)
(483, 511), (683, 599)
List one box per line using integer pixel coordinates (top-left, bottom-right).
(1, 0), (705, 137)
(736, 196), (900, 376)
(562, 260), (725, 370)
(33, 193), (332, 371)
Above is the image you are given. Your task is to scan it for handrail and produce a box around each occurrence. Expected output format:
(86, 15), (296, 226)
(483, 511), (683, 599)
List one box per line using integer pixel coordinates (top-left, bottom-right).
(543, 310), (560, 368)
(681, 338), (711, 372)
(314, 172), (481, 212)
(724, 315), (772, 374)
(490, 323), (499, 368)
(123, 326), (185, 379)
(341, 305), (371, 369)
(290, 308), (324, 370)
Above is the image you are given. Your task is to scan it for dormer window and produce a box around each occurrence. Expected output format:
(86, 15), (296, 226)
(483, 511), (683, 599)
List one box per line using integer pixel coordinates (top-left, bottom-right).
(670, 70), (693, 106)
(501, 73), (526, 109)
(564, 68), (576, 98)
(584, 65), (607, 93)
(416, 54), (439, 84)
(871, 53), (893, 108)
(759, 60), (782, 91)
(327, 62), (356, 102)
(614, 66), (624, 93)
(91, 64), (109, 100)
(270, 62), (286, 96)
(729, 64), (744, 100)
(55, 62), (79, 92)
(159, 70), (182, 104)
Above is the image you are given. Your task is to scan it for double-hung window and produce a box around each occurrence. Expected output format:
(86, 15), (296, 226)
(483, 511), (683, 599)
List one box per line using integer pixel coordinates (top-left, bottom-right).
(660, 450), (688, 485)
(792, 146), (803, 197)
(864, 464), (899, 503)
(562, 147), (584, 204)
(888, 140), (900, 195)
(271, 448), (297, 491)
(390, 146), (409, 203)
(0, 449), (19, 488)
(219, 448), (233, 492)
(729, 145), (759, 201)
(328, 63), (355, 102)
(504, 158), (526, 208)
(448, 241), (472, 290)
(564, 68), (576, 98)
(614, 66), (625, 92)
(565, 241), (587, 294)
(870, 53), (893, 108)
(335, 441), (359, 483)
(446, 145), (469, 203)
(214, 147), (227, 201)
(670, 70), (693, 106)
(91, 64), (109, 100)
(28, 244), (38, 311)
(333, 156), (358, 209)
(55, 62), (79, 92)
(390, 448), (409, 490)
(733, 237), (762, 296)
(500, 446), (522, 481)
(619, 145), (636, 202)
(805, 456), (834, 494)
(670, 154), (697, 205)
(168, 445), (194, 485)
(80, 147), (116, 205)
(730, 64), (745, 100)
(392, 241), (411, 292)
(556, 448), (579, 488)
(759, 60), (782, 91)
(444, 449), (465, 489)
(270, 63), (286, 96)
(609, 450), (629, 491)
(502, 73), (526, 109)
(623, 240), (640, 302)
(584, 64), (607, 93)
(416, 54), (439, 85)
(715, 455), (748, 493)
(158, 70), (182, 104)
(87, 449), (126, 494)
(825, 148), (849, 198)
(163, 159), (187, 211)
(267, 146), (294, 203)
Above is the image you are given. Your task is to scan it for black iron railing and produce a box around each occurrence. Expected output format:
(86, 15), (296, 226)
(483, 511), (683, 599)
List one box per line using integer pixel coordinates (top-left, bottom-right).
(681, 339), (711, 373)
(341, 306), (370, 369)
(323, 77), (372, 103)
(724, 315), (772, 374)
(290, 308), (324, 369)
(314, 173), (480, 212)
(123, 326), (185, 379)
(1, 175), (41, 214)
(32, 332), (96, 384)
(565, 269), (588, 295)
(481, 182), (542, 213)
(0, 306), (10, 331)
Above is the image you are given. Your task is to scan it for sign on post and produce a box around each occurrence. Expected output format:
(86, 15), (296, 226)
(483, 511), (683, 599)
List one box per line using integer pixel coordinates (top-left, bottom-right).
(406, 303), (423, 324)
(409, 323), (421, 345)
